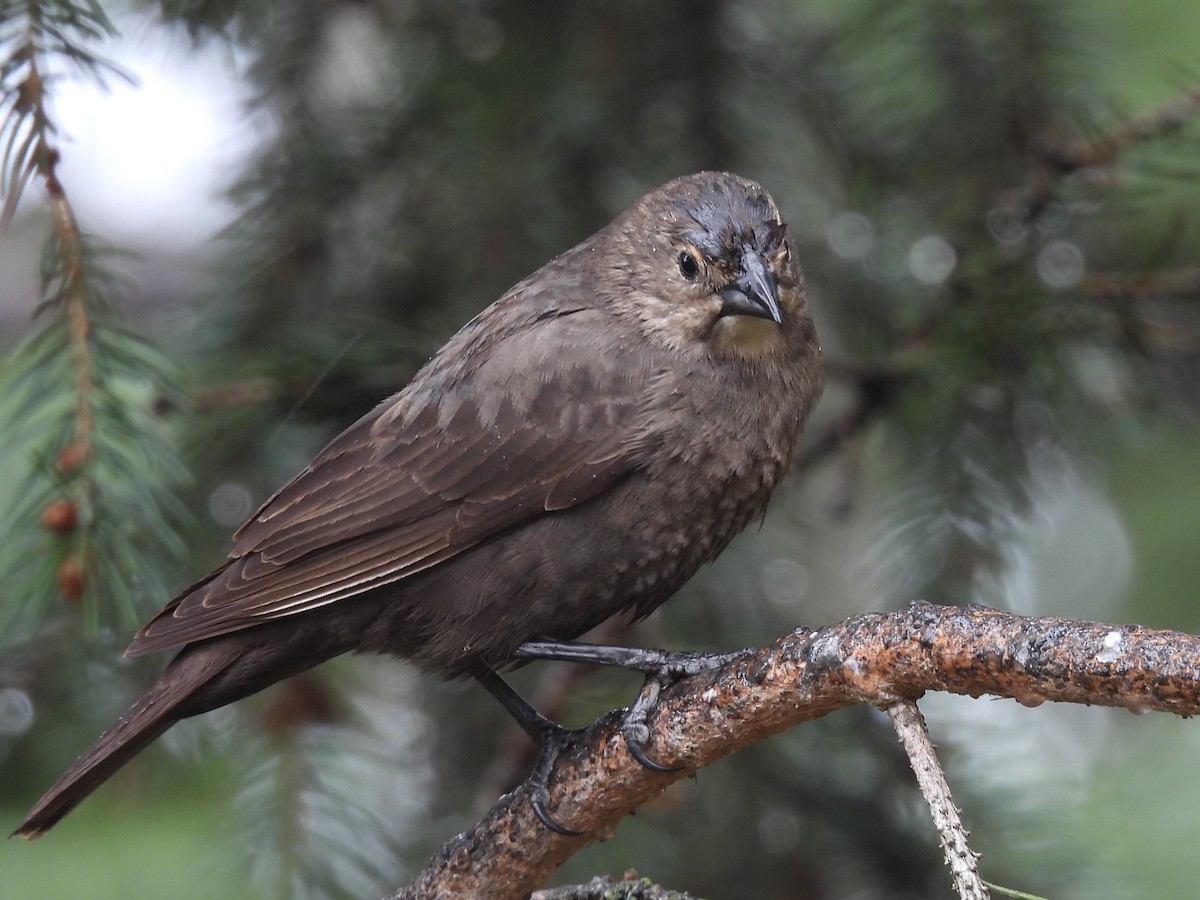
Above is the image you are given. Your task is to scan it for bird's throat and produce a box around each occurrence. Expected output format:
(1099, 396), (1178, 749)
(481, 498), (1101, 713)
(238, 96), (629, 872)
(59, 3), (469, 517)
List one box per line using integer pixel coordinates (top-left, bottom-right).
(711, 315), (783, 361)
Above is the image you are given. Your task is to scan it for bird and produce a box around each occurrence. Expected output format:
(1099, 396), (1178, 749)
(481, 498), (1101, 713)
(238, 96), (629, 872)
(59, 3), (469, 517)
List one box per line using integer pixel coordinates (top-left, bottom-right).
(14, 171), (822, 839)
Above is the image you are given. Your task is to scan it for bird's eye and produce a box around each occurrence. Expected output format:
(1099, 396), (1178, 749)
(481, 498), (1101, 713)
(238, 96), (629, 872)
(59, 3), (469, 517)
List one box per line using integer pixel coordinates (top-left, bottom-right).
(678, 251), (700, 281)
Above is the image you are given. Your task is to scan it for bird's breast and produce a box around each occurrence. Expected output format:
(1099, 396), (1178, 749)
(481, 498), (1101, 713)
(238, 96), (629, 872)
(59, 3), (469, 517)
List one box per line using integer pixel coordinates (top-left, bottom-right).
(610, 363), (804, 612)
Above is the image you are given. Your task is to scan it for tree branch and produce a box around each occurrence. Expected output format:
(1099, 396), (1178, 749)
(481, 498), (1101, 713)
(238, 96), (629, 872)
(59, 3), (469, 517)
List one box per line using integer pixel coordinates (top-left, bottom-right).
(1081, 268), (1200, 302)
(1011, 82), (1200, 219)
(888, 700), (986, 900)
(390, 601), (1200, 899)
(1035, 83), (1200, 172)
(531, 873), (702, 900)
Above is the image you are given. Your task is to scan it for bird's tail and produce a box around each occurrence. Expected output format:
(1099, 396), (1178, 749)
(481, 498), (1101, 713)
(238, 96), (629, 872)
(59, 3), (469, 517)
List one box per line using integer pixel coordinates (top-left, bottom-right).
(13, 694), (176, 839)
(12, 646), (231, 839)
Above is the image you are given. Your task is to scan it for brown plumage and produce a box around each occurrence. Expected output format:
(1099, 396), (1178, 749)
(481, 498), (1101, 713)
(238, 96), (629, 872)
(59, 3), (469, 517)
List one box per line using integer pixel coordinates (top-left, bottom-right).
(15, 171), (822, 838)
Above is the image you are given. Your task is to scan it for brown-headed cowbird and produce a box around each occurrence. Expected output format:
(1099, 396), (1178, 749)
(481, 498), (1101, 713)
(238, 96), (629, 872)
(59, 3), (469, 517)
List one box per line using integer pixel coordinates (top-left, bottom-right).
(15, 171), (822, 839)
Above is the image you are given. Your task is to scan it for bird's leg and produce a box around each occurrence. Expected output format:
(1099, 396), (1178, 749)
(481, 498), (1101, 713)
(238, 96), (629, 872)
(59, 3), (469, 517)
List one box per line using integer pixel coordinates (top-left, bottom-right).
(514, 640), (748, 772)
(475, 669), (583, 836)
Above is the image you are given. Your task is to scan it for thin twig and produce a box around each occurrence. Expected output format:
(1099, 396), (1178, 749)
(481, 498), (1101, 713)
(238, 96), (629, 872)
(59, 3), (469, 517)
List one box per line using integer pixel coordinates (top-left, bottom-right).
(887, 700), (987, 900)
(5, 9), (102, 602)
(1036, 84), (1200, 172)
(1080, 268), (1200, 301)
(1014, 83), (1200, 218)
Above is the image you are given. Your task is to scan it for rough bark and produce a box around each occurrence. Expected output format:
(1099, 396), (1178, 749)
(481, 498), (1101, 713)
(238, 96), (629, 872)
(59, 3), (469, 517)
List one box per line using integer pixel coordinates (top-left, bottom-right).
(390, 601), (1200, 899)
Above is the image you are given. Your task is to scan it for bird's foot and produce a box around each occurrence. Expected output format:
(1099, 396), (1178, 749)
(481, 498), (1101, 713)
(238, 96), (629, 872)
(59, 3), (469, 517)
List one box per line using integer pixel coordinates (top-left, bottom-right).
(620, 670), (683, 772)
(476, 669), (586, 835)
(515, 641), (750, 772)
(524, 719), (586, 836)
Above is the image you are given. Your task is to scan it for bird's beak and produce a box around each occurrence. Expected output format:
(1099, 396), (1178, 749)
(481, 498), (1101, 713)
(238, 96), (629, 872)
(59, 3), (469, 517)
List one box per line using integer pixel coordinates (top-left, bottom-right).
(717, 250), (782, 324)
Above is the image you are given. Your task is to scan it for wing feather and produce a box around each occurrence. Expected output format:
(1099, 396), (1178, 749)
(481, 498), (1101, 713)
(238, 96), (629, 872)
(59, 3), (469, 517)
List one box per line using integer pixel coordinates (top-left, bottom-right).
(128, 303), (650, 656)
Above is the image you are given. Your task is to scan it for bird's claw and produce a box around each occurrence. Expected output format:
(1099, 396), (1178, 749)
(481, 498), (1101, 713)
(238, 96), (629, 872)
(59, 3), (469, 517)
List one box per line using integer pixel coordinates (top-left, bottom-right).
(619, 671), (686, 773)
(529, 784), (583, 836)
(523, 721), (585, 836)
(623, 730), (682, 773)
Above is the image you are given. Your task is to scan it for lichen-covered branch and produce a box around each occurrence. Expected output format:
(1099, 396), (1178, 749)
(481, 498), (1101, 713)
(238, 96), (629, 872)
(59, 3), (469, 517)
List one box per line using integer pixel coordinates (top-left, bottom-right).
(532, 874), (702, 900)
(391, 601), (1200, 899)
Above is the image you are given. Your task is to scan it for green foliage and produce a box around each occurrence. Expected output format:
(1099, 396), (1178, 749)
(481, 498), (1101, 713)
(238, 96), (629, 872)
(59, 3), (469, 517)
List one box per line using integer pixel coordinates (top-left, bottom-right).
(0, 0), (128, 222)
(0, 261), (189, 637)
(230, 665), (435, 900)
(0, 1), (188, 638)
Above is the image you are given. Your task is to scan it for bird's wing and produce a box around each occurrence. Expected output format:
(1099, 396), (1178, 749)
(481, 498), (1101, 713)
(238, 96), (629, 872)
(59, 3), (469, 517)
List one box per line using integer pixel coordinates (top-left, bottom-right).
(128, 303), (650, 655)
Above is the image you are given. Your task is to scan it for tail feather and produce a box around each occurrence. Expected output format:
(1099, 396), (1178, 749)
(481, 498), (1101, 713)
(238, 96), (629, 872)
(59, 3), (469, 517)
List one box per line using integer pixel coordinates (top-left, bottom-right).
(13, 695), (177, 838)
(13, 644), (233, 840)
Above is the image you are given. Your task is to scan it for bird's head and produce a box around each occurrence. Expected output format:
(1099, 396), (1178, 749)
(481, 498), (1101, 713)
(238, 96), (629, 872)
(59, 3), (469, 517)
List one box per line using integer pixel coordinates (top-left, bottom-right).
(604, 172), (810, 363)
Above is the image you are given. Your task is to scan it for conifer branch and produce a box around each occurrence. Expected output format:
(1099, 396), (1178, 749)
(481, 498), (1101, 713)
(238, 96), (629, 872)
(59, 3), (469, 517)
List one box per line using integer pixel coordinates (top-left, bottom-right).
(394, 602), (1200, 899)
(0, 0), (185, 629)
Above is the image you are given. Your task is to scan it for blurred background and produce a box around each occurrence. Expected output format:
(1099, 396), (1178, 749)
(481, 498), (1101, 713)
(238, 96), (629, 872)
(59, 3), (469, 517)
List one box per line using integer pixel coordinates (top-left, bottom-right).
(2, 1), (1200, 897)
